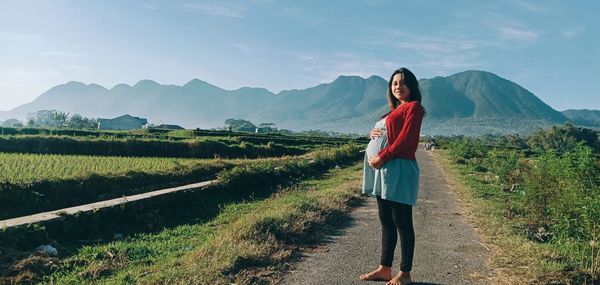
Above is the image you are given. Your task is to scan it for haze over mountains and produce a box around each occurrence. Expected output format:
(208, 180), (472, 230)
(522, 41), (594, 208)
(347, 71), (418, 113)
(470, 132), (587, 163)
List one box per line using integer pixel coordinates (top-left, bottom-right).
(1, 70), (597, 135)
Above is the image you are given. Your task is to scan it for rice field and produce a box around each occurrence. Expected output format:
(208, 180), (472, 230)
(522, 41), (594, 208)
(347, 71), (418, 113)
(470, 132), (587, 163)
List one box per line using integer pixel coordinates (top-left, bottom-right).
(0, 152), (244, 185)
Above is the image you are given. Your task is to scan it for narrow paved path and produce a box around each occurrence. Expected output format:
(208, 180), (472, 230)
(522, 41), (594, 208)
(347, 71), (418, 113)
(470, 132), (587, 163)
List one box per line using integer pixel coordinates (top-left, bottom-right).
(280, 149), (492, 285)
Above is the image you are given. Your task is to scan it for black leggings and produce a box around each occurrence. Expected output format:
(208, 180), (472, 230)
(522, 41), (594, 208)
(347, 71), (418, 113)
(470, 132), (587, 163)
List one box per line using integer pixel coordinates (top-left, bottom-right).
(376, 196), (415, 272)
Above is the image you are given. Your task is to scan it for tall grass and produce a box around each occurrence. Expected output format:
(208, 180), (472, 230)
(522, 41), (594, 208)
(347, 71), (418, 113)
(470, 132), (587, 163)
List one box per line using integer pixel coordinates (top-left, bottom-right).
(444, 138), (600, 282)
(0, 135), (309, 158)
(0, 153), (226, 184)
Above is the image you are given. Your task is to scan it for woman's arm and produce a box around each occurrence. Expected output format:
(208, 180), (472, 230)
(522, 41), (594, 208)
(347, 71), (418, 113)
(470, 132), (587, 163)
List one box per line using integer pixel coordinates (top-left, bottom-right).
(377, 103), (424, 163)
(368, 155), (384, 169)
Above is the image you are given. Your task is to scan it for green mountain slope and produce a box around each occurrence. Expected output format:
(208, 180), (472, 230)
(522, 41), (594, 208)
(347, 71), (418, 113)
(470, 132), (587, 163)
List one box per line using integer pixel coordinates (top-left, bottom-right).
(562, 109), (600, 127)
(1, 70), (588, 135)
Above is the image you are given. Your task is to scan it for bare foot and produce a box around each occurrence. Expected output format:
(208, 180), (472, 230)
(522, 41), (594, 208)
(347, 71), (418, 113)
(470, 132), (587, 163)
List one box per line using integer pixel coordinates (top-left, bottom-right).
(386, 271), (412, 285)
(359, 265), (392, 281)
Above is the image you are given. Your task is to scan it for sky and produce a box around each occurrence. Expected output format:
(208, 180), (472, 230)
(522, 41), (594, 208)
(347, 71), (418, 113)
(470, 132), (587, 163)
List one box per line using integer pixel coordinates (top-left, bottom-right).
(0, 0), (599, 111)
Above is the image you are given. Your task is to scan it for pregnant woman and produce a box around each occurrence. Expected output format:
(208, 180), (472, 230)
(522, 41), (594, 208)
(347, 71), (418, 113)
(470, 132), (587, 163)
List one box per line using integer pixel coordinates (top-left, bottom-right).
(360, 67), (425, 285)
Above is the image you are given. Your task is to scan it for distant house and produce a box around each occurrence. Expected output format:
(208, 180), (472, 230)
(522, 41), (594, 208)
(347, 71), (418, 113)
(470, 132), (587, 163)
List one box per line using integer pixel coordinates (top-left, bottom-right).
(255, 123), (277, 133)
(154, 124), (185, 130)
(97, 115), (148, 130)
(255, 127), (275, 133)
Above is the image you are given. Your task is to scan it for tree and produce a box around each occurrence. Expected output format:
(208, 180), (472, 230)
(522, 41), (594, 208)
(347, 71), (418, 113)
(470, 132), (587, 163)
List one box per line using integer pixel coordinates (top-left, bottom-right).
(527, 123), (600, 153)
(26, 117), (36, 127)
(67, 113), (97, 129)
(224, 118), (256, 132)
(27, 110), (58, 127)
(25, 110), (97, 129)
(50, 111), (69, 128)
(1, 118), (23, 128)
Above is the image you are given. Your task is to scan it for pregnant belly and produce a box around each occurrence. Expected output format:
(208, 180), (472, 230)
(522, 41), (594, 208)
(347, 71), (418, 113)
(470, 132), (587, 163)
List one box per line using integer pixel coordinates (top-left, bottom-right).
(366, 132), (388, 158)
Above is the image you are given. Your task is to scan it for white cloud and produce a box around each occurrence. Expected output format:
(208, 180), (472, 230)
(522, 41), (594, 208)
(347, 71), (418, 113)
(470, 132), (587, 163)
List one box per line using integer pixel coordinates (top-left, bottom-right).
(562, 26), (584, 38)
(0, 33), (42, 41)
(181, 2), (245, 18)
(140, 3), (158, 10)
(231, 43), (264, 55)
(419, 53), (485, 76)
(358, 30), (486, 76)
(140, 2), (158, 11)
(40, 50), (90, 59)
(397, 37), (479, 55)
(474, 12), (542, 46)
(279, 6), (327, 27)
(294, 52), (317, 61)
(512, 0), (552, 14)
(287, 50), (397, 85)
(280, 7), (302, 18)
(497, 25), (540, 42)
(61, 65), (89, 71)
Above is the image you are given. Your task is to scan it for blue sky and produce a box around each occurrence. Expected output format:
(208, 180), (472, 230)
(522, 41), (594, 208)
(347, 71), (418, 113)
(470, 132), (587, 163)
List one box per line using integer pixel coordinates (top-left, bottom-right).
(1, 0), (598, 111)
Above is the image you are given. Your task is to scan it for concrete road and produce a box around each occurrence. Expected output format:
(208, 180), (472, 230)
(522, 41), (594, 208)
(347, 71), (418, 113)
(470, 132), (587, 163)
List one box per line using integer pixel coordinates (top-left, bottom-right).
(280, 149), (492, 285)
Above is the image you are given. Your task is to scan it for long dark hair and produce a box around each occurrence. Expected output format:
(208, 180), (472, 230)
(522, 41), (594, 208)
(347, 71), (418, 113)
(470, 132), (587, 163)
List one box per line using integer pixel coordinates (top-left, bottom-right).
(382, 67), (424, 118)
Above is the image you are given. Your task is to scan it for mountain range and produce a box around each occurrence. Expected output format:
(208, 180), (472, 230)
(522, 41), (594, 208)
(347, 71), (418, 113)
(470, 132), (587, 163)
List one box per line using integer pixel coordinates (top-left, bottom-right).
(0, 70), (597, 135)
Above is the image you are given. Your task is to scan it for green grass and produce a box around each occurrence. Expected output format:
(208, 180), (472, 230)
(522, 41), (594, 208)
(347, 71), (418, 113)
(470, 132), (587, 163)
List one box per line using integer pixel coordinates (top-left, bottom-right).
(0, 153), (254, 219)
(39, 163), (363, 284)
(0, 152), (237, 184)
(434, 150), (598, 284)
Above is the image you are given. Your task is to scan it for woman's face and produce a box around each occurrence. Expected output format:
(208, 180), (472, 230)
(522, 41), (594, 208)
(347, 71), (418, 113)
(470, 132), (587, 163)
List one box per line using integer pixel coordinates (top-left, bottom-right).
(391, 73), (411, 102)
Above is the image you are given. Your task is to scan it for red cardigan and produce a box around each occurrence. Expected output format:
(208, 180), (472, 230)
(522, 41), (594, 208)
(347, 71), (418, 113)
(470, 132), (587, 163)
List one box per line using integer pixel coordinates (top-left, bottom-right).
(378, 101), (424, 162)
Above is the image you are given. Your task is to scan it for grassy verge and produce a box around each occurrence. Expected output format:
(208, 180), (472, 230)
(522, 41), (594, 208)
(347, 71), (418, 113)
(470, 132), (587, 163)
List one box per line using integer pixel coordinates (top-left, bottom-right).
(433, 150), (596, 284)
(34, 163), (363, 284)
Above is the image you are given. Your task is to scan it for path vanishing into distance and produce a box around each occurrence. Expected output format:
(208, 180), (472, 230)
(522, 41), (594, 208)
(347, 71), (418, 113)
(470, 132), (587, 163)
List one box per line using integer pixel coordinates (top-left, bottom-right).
(280, 148), (494, 285)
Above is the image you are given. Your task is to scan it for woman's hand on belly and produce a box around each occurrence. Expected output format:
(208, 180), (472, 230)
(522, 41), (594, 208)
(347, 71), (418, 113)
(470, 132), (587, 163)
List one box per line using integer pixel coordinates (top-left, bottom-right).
(370, 128), (382, 139)
(368, 155), (384, 169)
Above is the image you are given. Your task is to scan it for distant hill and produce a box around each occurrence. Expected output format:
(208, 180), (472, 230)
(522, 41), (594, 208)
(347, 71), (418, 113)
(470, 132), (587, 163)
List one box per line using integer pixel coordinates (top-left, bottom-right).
(422, 71), (567, 122)
(1, 70), (593, 135)
(419, 70), (571, 135)
(562, 109), (600, 127)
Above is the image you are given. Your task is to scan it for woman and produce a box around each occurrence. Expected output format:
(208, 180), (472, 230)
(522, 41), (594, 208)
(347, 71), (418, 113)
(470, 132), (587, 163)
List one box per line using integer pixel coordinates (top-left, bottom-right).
(359, 67), (425, 285)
